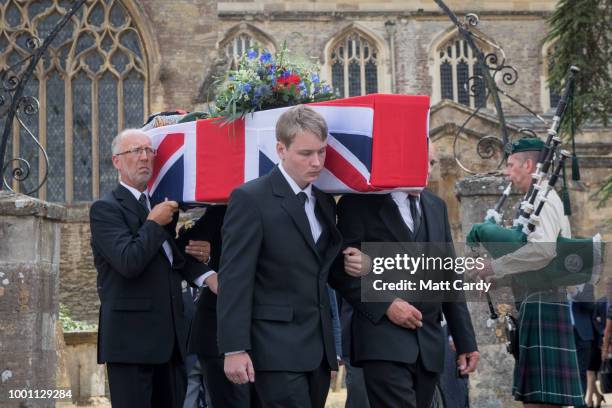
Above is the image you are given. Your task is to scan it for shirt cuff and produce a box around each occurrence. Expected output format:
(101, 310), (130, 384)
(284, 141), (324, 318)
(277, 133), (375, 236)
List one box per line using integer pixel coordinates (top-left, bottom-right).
(225, 351), (245, 356)
(194, 270), (216, 287)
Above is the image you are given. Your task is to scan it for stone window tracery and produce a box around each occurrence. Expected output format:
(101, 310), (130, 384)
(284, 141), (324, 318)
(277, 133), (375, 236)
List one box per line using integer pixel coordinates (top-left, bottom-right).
(329, 32), (378, 98)
(0, 0), (148, 202)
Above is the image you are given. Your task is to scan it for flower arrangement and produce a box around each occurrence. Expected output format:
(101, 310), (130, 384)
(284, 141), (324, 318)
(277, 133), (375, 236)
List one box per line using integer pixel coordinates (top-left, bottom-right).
(213, 45), (335, 123)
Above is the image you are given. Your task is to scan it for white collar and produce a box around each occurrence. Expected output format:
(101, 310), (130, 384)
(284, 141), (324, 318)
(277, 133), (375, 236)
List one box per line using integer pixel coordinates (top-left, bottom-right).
(120, 181), (149, 201)
(390, 191), (420, 205)
(278, 163), (313, 199)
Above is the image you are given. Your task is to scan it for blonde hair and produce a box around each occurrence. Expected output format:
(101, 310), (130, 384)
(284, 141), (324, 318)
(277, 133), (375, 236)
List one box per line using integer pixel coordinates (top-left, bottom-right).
(275, 105), (328, 147)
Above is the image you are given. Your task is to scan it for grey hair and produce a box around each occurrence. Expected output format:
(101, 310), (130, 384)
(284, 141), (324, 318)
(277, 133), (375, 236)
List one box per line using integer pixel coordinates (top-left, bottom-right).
(514, 150), (540, 167)
(111, 128), (150, 155)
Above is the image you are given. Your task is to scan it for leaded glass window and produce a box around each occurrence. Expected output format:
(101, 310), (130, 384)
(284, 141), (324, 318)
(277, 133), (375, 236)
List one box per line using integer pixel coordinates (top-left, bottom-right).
(225, 33), (257, 69)
(329, 32), (378, 98)
(18, 79), (39, 194)
(437, 37), (487, 108)
(221, 29), (276, 71)
(0, 0), (148, 203)
(547, 49), (561, 110)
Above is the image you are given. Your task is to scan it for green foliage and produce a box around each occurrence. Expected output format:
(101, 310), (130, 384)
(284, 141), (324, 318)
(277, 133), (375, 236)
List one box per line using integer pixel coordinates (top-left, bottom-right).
(545, 0), (611, 131)
(59, 303), (97, 332)
(213, 44), (335, 123)
(593, 173), (612, 208)
(545, 0), (611, 207)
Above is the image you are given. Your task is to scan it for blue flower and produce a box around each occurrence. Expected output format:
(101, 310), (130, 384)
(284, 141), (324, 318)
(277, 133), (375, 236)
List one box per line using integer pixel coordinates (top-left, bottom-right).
(254, 85), (266, 98)
(311, 73), (320, 84)
(229, 76), (236, 81)
(241, 83), (252, 93)
(321, 84), (331, 94)
(247, 49), (258, 59)
(260, 52), (272, 63)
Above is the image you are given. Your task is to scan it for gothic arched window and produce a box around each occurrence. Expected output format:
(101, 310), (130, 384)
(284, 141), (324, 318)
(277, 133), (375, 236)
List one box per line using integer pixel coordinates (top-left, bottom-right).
(436, 37), (486, 109)
(0, 0), (148, 203)
(219, 25), (276, 70)
(224, 33), (257, 69)
(546, 46), (561, 111)
(329, 32), (378, 98)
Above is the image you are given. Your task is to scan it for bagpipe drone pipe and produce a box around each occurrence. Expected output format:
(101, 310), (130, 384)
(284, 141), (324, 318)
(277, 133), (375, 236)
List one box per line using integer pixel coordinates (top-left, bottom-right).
(466, 66), (604, 290)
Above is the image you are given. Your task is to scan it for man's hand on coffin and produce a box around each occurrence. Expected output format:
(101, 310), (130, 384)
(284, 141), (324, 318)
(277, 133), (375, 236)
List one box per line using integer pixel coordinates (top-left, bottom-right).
(148, 200), (179, 226)
(186, 240), (211, 263)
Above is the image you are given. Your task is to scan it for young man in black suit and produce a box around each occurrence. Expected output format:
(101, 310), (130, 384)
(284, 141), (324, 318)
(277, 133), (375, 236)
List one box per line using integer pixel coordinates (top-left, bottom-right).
(333, 146), (480, 408)
(217, 105), (425, 407)
(217, 105), (344, 408)
(89, 129), (215, 408)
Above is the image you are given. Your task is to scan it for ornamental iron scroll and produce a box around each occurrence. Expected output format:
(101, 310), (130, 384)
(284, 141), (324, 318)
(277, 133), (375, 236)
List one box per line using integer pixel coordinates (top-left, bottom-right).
(0, 0), (86, 195)
(434, 1), (549, 175)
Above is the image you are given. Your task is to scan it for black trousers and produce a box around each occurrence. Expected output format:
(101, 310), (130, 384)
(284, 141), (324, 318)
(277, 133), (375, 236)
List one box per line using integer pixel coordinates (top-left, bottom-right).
(362, 359), (439, 408)
(106, 345), (186, 408)
(253, 360), (331, 408)
(201, 356), (256, 407)
(575, 334), (592, 408)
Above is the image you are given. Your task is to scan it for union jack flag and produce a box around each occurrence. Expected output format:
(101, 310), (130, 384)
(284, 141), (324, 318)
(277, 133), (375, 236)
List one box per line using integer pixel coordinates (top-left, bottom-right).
(145, 94), (430, 205)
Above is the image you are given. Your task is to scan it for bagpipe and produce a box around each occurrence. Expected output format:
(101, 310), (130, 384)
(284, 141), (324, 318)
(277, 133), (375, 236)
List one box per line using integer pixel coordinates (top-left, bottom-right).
(466, 65), (604, 292)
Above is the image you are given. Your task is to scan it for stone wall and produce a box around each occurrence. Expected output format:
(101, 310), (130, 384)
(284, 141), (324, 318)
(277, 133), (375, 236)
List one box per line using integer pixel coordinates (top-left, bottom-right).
(0, 192), (66, 407)
(134, 0), (559, 116)
(58, 205), (99, 323)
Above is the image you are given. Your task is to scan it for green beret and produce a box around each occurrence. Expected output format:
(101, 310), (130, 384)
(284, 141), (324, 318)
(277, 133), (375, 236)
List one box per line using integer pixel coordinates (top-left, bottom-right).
(511, 137), (545, 153)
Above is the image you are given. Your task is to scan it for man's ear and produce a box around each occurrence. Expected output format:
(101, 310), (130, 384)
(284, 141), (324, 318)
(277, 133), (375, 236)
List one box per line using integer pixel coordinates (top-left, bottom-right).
(276, 141), (285, 160)
(112, 155), (121, 171)
(525, 158), (537, 173)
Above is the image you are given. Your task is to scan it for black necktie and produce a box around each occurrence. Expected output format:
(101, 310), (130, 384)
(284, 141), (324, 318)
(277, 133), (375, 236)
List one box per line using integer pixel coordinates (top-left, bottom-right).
(408, 195), (420, 234)
(138, 193), (149, 213)
(297, 192), (308, 206)
(191, 286), (201, 303)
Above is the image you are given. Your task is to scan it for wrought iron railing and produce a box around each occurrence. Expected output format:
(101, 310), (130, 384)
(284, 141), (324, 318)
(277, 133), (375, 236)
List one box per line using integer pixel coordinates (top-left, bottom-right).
(434, 0), (550, 175)
(0, 0), (86, 195)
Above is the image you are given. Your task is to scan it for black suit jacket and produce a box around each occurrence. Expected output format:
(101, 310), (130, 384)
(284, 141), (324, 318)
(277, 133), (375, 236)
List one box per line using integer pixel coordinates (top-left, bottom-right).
(216, 166), (342, 372)
(90, 184), (208, 364)
(332, 191), (477, 373)
(572, 284), (596, 342)
(175, 205), (227, 358)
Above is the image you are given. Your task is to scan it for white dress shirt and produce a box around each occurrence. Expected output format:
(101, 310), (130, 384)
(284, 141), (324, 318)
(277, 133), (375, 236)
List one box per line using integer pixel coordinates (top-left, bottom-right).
(119, 181), (214, 286)
(390, 191), (421, 233)
(279, 163), (323, 242)
(120, 181), (174, 265)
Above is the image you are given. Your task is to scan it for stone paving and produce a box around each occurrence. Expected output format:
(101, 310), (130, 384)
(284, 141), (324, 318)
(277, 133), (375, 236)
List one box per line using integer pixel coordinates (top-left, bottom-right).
(62, 391), (612, 408)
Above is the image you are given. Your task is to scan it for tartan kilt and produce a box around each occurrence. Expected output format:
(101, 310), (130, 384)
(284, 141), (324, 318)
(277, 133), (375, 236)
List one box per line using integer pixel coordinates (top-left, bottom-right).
(512, 292), (584, 406)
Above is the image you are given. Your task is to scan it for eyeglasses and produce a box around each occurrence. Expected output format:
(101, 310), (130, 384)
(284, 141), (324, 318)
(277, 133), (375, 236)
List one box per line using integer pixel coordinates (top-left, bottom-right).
(115, 147), (157, 157)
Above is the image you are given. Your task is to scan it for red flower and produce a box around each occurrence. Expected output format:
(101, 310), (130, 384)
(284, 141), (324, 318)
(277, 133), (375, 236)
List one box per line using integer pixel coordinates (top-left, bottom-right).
(277, 74), (301, 87)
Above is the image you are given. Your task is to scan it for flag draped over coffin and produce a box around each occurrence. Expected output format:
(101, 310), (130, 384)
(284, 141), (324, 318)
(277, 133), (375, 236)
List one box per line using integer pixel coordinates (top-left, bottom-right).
(145, 94), (430, 204)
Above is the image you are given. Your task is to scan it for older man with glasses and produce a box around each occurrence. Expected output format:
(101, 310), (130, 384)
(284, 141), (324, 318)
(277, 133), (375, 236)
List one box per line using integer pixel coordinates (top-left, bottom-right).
(89, 128), (215, 408)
